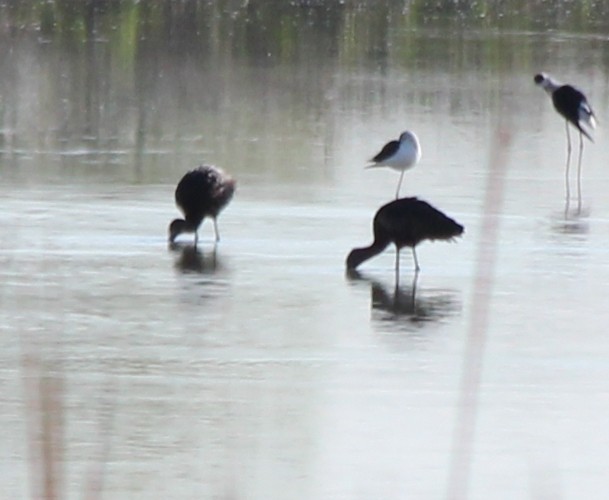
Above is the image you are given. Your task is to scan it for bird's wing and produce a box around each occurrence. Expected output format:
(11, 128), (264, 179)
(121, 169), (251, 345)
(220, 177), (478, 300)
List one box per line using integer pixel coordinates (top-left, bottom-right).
(174, 168), (216, 222)
(579, 98), (597, 129)
(370, 140), (400, 163)
(553, 86), (595, 140)
(380, 199), (464, 243)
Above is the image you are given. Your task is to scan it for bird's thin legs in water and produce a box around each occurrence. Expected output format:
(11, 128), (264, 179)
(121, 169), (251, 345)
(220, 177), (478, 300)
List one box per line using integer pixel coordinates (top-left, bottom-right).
(395, 170), (405, 199)
(410, 270), (420, 310)
(412, 247), (420, 272)
(394, 248), (401, 287)
(395, 247), (420, 288)
(565, 120), (572, 200)
(392, 270), (419, 311)
(577, 131), (584, 214)
(564, 120), (572, 215)
(210, 243), (218, 267)
(213, 218), (220, 242)
(194, 231), (199, 249)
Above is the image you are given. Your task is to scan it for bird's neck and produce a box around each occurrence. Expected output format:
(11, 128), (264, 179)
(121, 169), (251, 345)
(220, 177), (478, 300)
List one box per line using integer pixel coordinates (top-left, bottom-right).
(541, 78), (561, 94)
(182, 219), (199, 232)
(347, 239), (389, 269)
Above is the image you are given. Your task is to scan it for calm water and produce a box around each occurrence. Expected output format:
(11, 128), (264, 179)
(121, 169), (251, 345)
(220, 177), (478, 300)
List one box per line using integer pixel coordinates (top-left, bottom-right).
(3, 3), (609, 499)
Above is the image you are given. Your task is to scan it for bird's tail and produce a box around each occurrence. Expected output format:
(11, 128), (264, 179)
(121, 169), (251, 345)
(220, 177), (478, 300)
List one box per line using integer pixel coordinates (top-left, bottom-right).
(428, 216), (465, 242)
(579, 102), (597, 141)
(577, 122), (594, 142)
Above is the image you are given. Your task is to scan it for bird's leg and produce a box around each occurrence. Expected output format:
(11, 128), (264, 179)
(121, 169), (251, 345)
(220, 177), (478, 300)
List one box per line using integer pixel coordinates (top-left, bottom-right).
(577, 130), (584, 214)
(410, 271), (419, 311)
(394, 247), (401, 286)
(213, 218), (220, 242)
(412, 247), (420, 272)
(211, 244), (218, 267)
(194, 231), (199, 249)
(392, 281), (401, 311)
(395, 170), (405, 199)
(564, 120), (572, 204)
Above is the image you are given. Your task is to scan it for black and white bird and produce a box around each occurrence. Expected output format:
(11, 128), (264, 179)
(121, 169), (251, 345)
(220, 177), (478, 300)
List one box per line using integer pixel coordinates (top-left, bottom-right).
(534, 73), (597, 206)
(534, 73), (596, 141)
(168, 165), (236, 247)
(346, 197), (463, 276)
(367, 131), (421, 199)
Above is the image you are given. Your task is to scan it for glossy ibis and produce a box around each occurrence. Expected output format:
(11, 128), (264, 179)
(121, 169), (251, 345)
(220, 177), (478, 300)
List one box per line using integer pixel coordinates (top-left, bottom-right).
(168, 165), (236, 246)
(346, 197), (463, 275)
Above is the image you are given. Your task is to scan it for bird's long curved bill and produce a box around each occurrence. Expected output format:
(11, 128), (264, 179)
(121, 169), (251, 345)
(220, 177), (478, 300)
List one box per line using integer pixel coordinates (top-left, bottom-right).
(365, 163), (384, 169)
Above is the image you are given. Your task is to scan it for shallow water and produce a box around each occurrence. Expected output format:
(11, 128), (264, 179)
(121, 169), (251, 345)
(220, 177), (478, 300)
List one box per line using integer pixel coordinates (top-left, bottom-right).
(3, 3), (609, 499)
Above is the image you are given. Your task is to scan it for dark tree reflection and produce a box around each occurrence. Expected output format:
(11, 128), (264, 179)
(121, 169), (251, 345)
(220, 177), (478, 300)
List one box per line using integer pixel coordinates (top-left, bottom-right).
(1, 0), (608, 181)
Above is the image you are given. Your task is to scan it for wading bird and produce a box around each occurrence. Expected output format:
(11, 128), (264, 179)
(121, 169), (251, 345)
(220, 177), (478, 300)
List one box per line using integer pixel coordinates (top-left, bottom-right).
(534, 73), (596, 208)
(346, 197), (463, 276)
(168, 165), (236, 247)
(367, 131), (421, 199)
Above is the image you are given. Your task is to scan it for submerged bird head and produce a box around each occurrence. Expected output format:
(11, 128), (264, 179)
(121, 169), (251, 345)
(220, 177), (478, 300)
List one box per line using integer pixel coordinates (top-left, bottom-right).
(534, 72), (560, 94)
(346, 248), (368, 270)
(346, 237), (391, 271)
(345, 248), (363, 271)
(168, 218), (190, 243)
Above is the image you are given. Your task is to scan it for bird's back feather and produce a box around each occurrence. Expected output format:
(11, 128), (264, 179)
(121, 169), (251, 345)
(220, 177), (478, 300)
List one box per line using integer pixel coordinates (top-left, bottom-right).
(175, 165), (236, 227)
(374, 197), (464, 248)
(371, 140), (400, 163)
(552, 85), (595, 141)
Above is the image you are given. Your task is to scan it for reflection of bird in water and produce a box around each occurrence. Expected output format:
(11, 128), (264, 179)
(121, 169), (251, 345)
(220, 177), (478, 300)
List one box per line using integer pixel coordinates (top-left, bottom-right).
(550, 207), (590, 240)
(169, 242), (219, 274)
(534, 73), (596, 212)
(347, 270), (460, 330)
(372, 272), (420, 316)
(346, 197), (464, 277)
(168, 165), (236, 247)
(169, 243), (228, 307)
(367, 131), (421, 199)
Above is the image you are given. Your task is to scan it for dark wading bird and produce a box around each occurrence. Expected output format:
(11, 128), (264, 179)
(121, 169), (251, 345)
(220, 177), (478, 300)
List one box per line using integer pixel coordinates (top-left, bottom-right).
(346, 197), (464, 277)
(534, 73), (597, 209)
(367, 131), (421, 199)
(168, 165), (236, 247)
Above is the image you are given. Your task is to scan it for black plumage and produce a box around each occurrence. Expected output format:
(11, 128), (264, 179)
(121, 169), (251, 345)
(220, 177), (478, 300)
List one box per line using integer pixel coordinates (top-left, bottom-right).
(346, 197), (464, 274)
(168, 165), (236, 246)
(372, 140), (400, 163)
(534, 73), (597, 209)
(534, 73), (596, 141)
(551, 85), (594, 141)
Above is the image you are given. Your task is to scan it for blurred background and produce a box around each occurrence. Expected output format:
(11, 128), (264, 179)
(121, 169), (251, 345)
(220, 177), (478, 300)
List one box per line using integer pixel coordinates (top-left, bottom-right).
(2, 1), (609, 498)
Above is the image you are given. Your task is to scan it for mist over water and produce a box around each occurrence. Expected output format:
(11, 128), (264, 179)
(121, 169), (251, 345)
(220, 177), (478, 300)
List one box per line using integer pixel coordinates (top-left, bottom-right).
(3, 2), (609, 498)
